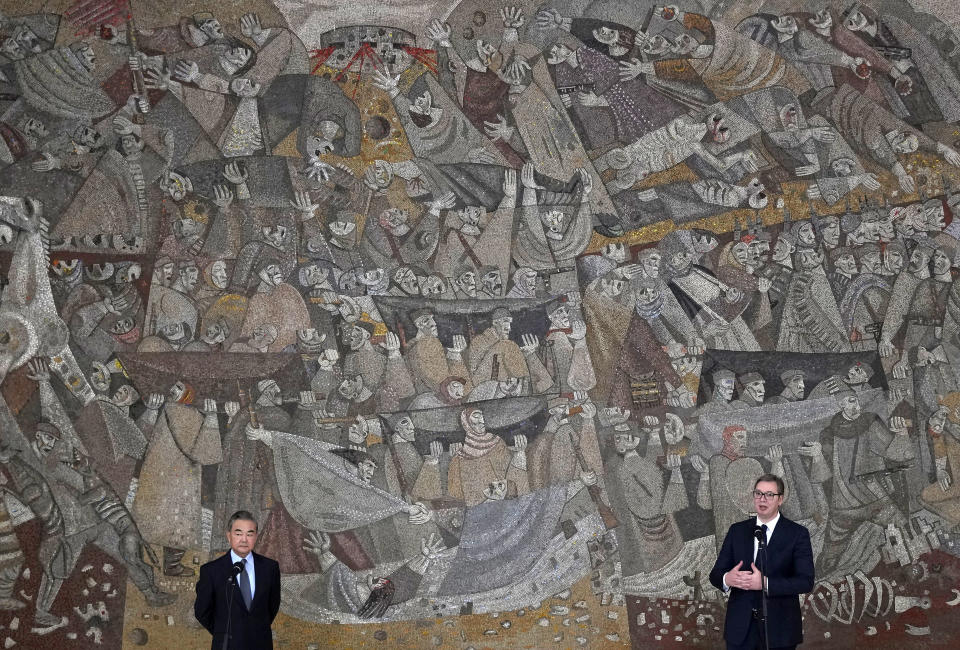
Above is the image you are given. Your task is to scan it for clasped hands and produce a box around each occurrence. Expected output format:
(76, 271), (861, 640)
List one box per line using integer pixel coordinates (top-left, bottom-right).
(725, 560), (763, 591)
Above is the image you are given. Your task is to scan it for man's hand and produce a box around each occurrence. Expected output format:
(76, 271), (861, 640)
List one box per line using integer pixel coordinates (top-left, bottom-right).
(201, 398), (218, 415)
(856, 173), (882, 191)
(891, 359), (911, 380)
(501, 6), (525, 29)
(503, 58), (530, 85)
(725, 560), (762, 590)
(765, 444), (784, 463)
(213, 184), (233, 209)
(938, 465), (952, 491)
(484, 114), (515, 142)
(690, 455), (708, 474)
(576, 167), (593, 197)
(798, 441), (822, 457)
(580, 401), (597, 419)
(502, 168), (518, 199)
(535, 8), (567, 30)
(427, 192), (456, 215)
(32, 153), (61, 172)
(302, 530), (331, 557)
(371, 68), (400, 95)
(580, 470), (598, 487)
(757, 277), (772, 293)
(878, 339), (896, 358)
(795, 163), (820, 177)
(520, 333), (540, 353)
(897, 171), (916, 194)
(578, 90), (605, 107)
(224, 401), (240, 422)
(380, 331), (401, 355)
(405, 502), (432, 525)
(25, 358), (50, 382)
(174, 60), (200, 83)
(223, 162), (248, 185)
(724, 287), (743, 303)
(146, 393), (165, 410)
(447, 334), (468, 355)
(290, 191), (320, 220)
(245, 422), (272, 447)
(619, 58), (654, 81)
(809, 126), (837, 143)
(666, 453), (682, 470)
(240, 13), (269, 46)
(449, 442), (463, 457)
(426, 440), (443, 464)
(304, 159), (335, 182)
(521, 163), (544, 189)
(569, 320), (587, 341)
(889, 415), (910, 435)
(511, 434), (528, 452)
(427, 19), (452, 47)
(938, 142), (960, 167)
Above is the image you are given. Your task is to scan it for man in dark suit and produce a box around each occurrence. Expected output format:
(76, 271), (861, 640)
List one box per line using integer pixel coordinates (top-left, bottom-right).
(709, 474), (814, 649)
(194, 510), (282, 649)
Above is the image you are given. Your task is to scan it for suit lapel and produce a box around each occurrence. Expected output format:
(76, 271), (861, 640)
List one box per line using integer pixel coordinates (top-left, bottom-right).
(766, 516), (788, 556)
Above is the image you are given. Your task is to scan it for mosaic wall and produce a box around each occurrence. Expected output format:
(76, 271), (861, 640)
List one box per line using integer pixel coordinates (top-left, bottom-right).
(2, 0), (960, 647)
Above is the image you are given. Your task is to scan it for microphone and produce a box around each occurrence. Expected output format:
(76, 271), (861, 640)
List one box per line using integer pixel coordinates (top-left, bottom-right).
(754, 526), (767, 547)
(228, 560), (244, 582)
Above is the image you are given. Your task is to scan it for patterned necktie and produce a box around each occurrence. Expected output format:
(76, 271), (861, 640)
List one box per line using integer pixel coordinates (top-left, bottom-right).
(756, 524), (768, 573)
(238, 558), (253, 611)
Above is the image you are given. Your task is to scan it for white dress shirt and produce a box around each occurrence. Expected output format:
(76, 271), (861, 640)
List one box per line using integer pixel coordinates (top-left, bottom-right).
(230, 550), (256, 599)
(721, 512), (780, 591)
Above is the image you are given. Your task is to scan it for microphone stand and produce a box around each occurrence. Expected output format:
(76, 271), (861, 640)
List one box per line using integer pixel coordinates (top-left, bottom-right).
(222, 569), (238, 650)
(758, 532), (770, 650)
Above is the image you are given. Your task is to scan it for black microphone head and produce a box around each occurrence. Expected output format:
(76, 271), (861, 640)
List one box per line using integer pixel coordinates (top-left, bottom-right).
(231, 560), (244, 576)
(753, 526), (765, 542)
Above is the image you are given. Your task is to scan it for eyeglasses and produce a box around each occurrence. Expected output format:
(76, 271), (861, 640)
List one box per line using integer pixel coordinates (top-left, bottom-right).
(753, 490), (782, 500)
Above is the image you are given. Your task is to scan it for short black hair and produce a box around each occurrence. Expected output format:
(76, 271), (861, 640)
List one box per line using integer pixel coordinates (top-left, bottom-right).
(753, 473), (785, 495)
(227, 510), (258, 531)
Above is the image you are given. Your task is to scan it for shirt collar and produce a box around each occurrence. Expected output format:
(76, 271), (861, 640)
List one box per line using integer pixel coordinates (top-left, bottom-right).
(756, 512), (781, 536)
(230, 550), (252, 566)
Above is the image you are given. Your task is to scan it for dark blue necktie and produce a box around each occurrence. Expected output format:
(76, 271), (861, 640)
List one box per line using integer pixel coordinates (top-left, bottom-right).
(756, 524), (768, 573)
(238, 558), (252, 611)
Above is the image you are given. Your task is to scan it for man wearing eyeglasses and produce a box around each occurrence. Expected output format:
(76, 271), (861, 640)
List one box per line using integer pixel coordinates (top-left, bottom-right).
(709, 473), (814, 649)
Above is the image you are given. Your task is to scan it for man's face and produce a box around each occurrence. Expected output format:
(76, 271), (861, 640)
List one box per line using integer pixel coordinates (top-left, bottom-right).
(716, 379), (735, 401)
(160, 321), (185, 341)
(779, 104), (800, 130)
(641, 252), (661, 278)
(304, 264), (328, 287)
(230, 77), (261, 97)
(541, 210), (565, 238)
(421, 276), (445, 297)
(395, 268), (420, 294)
(73, 126), (102, 149)
(831, 158), (854, 177)
(732, 242), (751, 266)
(395, 416), (415, 440)
(457, 271), (477, 297)
(90, 367), (110, 393)
(672, 33), (698, 55)
(892, 132), (919, 154)
(203, 323), (227, 344)
(199, 17), (224, 40)
(482, 269), (503, 295)
(179, 265), (199, 291)
(485, 479), (507, 501)
(547, 44), (572, 65)
(671, 249), (691, 269)
(330, 220), (356, 239)
(745, 380), (765, 402)
(223, 46), (252, 70)
(844, 9), (869, 31)
(415, 314), (438, 337)
(119, 134), (141, 156)
(847, 362), (871, 384)
(412, 90), (433, 114)
(614, 433), (640, 455)
(747, 240), (769, 264)
(262, 384), (282, 406)
(926, 204), (947, 231)
(447, 380), (465, 399)
(165, 173), (190, 201)
(799, 249), (822, 270)
(458, 205), (483, 225)
(797, 222), (816, 246)
(357, 460), (377, 483)
(787, 376), (805, 398)
(773, 237), (794, 262)
(343, 325), (368, 351)
(468, 409), (486, 430)
(636, 284), (660, 306)
(493, 316), (512, 339)
(252, 325), (276, 347)
(173, 218), (201, 240)
(600, 278), (624, 297)
(663, 417), (684, 444)
(112, 385), (138, 407)
(382, 208), (409, 230)
(35, 430), (57, 456)
(75, 44), (96, 69)
(861, 251), (882, 273)
(211, 260), (228, 288)
(169, 381), (187, 401)
(500, 376), (523, 396)
(836, 253), (858, 275)
(592, 26), (619, 46)
(21, 117), (47, 139)
(909, 248), (932, 274)
(227, 518), (258, 557)
(885, 249), (905, 274)
(110, 316), (135, 335)
(318, 348), (339, 370)
(839, 394), (862, 419)
(264, 225), (288, 248)
(772, 15), (799, 35)
(1, 37), (24, 60)
(932, 249), (953, 275)
(811, 7), (833, 29)
(821, 219), (841, 246)
(338, 375), (363, 400)
(642, 33), (671, 56)
(753, 480), (783, 519)
(730, 429), (748, 454)
(549, 305), (570, 329)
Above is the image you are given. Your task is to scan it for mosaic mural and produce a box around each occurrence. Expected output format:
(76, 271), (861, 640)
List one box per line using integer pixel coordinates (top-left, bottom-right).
(2, 0), (960, 647)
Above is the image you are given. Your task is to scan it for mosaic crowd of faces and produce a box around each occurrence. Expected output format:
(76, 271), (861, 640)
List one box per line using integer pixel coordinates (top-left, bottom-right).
(3, 0), (960, 646)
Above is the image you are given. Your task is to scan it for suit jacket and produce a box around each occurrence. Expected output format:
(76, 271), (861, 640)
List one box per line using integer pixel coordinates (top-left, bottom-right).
(194, 551), (282, 650)
(708, 516), (814, 647)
